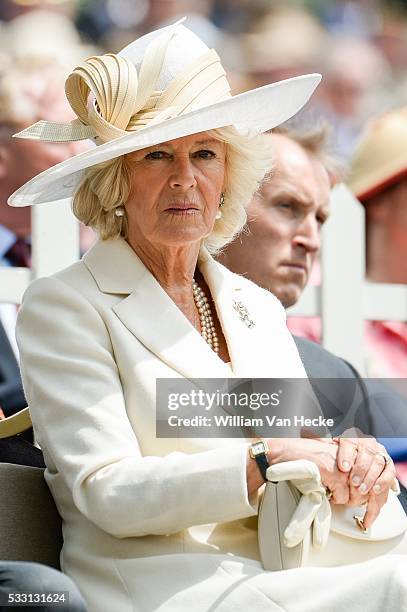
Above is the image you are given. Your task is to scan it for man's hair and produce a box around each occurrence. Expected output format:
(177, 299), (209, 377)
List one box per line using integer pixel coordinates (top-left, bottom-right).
(72, 127), (274, 254)
(272, 122), (346, 185)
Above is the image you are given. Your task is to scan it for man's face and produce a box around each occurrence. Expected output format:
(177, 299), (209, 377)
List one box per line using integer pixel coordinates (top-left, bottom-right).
(222, 134), (331, 307)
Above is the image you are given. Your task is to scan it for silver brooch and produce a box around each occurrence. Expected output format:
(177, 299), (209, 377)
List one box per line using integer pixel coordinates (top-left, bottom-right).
(232, 300), (255, 328)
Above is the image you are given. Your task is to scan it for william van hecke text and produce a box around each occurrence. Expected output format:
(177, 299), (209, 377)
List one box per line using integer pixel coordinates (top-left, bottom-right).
(167, 415), (334, 428)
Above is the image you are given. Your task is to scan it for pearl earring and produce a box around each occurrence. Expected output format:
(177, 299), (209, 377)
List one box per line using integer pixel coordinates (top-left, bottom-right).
(115, 207), (125, 217)
(216, 192), (225, 220)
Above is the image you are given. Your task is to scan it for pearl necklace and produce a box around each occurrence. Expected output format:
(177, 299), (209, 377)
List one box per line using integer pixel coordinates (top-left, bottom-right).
(192, 279), (219, 353)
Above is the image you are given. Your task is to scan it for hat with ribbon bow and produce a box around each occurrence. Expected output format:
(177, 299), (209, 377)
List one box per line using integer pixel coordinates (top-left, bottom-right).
(8, 18), (321, 208)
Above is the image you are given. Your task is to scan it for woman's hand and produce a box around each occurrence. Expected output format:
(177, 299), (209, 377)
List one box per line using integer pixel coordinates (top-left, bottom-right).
(247, 434), (397, 529)
(265, 438), (351, 504)
(246, 438), (349, 502)
(333, 429), (397, 529)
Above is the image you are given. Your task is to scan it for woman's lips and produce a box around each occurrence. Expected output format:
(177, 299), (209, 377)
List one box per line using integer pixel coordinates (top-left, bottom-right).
(165, 204), (199, 214)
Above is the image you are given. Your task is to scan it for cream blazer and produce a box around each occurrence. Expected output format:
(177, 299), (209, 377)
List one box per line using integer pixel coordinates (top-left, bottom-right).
(17, 237), (307, 612)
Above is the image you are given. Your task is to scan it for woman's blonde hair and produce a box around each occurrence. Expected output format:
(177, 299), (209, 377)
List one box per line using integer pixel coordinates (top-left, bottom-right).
(72, 127), (274, 253)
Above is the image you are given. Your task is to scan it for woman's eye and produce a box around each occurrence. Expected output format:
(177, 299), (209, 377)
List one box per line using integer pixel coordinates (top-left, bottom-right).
(194, 149), (216, 159)
(145, 151), (168, 160)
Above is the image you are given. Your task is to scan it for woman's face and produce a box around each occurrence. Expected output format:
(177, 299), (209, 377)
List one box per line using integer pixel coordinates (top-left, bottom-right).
(124, 132), (226, 250)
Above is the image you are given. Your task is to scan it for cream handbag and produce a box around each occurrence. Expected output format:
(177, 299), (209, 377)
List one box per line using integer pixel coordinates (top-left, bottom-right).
(258, 460), (407, 570)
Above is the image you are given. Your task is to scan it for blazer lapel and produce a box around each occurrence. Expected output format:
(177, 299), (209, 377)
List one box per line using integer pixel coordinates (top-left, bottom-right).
(198, 248), (269, 377)
(199, 249), (307, 379)
(84, 239), (306, 380)
(83, 239), (233, 379)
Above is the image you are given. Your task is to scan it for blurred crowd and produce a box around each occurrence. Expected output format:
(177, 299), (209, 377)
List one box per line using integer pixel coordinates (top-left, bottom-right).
(2, 0), (407, 161)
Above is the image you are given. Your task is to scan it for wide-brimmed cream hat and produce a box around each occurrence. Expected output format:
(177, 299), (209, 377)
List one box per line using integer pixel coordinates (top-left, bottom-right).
(348, 107), (407, 202)
(8, 18), (321, 208)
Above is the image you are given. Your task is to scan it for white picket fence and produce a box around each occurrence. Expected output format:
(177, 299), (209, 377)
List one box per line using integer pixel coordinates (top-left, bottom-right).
(1, 184), (406, 374)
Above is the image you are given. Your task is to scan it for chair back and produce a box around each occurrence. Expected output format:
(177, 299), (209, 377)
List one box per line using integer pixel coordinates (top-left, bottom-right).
(0, 463), (62, 569)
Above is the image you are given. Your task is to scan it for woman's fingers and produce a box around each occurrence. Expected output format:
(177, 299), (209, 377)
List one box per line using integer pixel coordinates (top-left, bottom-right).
(354, 452), (391, 493)
(348, 445), (396, 525)
(348, 447), (383, 501)
(362, 494), (382, 530)
(277, 436), (396, 525)
(361, 460), (396, 529)
(332, 435), (397, 524)
(334, 437), (358, 473)
(363, 488), (390, 530)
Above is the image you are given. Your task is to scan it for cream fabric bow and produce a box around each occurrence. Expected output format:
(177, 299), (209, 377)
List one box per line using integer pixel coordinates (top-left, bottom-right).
(266, 459), (332, 549)
(14, 23), (231, 145)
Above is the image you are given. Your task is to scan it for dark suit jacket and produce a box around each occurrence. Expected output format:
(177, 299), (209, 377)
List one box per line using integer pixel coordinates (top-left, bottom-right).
(0, 319), (26, 415)
(295, 335), (407, 445)
(293, 335), (372, 436)
(294, 335), (358, 378)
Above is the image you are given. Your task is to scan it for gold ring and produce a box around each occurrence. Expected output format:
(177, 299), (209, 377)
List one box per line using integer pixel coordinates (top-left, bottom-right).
(377, 452), (391, 466)
(325, 487), (333, 501)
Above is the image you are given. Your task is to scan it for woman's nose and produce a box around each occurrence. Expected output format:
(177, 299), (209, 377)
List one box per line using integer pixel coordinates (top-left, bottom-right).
(168, 157), (197, 191)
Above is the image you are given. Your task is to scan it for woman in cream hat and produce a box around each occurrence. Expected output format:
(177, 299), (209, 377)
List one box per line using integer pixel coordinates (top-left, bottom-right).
(10, 20), (407, 612)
